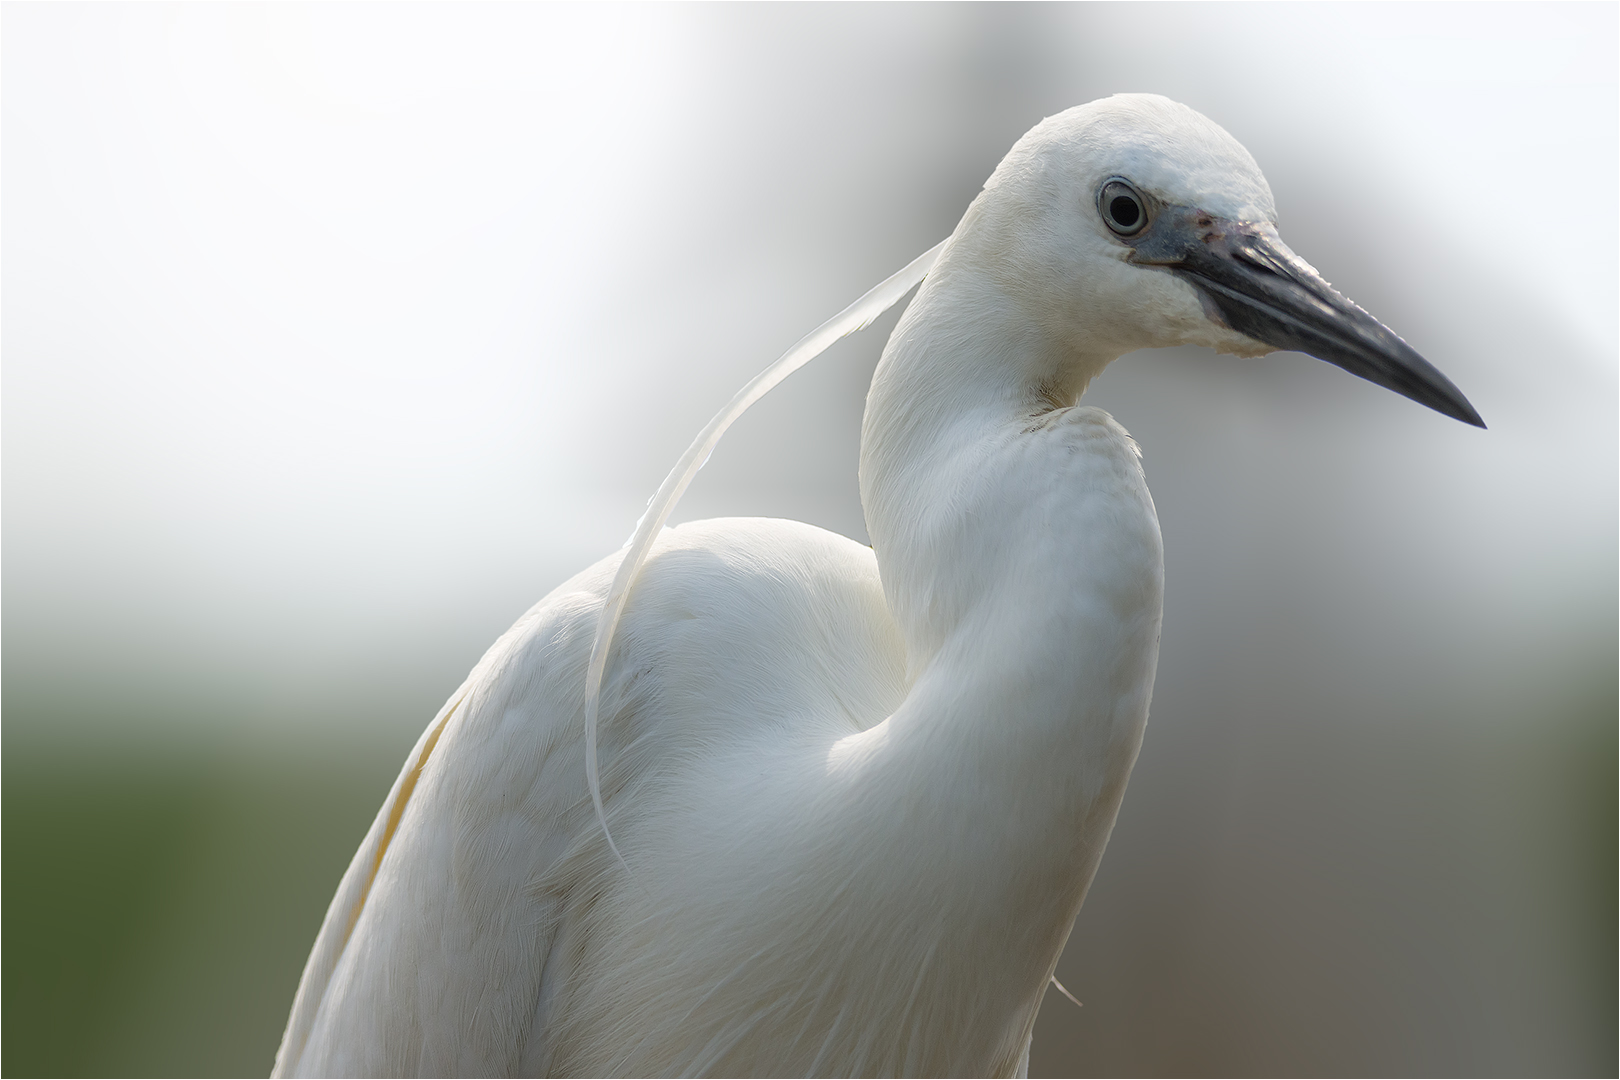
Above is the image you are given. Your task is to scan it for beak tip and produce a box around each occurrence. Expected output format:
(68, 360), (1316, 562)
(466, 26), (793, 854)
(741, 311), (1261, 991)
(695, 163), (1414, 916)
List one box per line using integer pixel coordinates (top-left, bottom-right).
(1446, 395), (1487, 430)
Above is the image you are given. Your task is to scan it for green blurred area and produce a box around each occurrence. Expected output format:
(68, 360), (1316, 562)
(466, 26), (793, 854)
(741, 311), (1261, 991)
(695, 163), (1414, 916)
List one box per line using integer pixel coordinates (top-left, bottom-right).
(3, 670), (1614, 1077)
(2, 735), (403, 1077)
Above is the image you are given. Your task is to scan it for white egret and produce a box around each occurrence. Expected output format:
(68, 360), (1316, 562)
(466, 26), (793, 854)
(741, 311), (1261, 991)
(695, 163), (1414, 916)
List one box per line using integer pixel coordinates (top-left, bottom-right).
(272, 95), (1482, 1078)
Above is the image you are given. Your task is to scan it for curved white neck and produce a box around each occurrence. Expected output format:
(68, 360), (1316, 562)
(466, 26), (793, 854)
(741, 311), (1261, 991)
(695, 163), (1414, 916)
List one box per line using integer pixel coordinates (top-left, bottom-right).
(843, 229), (1165, 1069)
(860, 232), (1125, 666)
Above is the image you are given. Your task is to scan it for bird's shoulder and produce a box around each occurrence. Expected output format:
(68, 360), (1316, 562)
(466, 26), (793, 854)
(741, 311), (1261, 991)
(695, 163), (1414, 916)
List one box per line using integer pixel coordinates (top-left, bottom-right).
(400, 513), (908, 893)
(279, 516), (907, 1076)
(432, 516), (901, 776)
(403, 515), (903, 868)
(606, 517), (907, 732)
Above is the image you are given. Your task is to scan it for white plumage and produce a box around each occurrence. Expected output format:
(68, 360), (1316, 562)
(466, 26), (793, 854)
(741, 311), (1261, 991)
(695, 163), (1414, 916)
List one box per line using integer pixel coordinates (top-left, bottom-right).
(274, 94), (1479, 1078)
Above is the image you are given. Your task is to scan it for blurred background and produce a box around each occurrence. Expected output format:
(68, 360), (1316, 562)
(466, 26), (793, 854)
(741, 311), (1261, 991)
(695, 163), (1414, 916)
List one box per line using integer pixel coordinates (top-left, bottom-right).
(4, 4), (1614, 1076)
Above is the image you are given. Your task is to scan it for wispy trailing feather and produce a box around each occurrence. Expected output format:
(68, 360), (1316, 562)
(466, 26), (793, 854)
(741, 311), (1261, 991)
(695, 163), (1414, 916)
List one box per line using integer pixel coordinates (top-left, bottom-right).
(581, 240), (948, 867)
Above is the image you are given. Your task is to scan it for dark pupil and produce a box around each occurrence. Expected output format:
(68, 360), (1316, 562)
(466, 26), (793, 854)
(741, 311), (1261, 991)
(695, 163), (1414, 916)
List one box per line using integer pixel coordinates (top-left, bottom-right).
(1109, 195), (1141, 228)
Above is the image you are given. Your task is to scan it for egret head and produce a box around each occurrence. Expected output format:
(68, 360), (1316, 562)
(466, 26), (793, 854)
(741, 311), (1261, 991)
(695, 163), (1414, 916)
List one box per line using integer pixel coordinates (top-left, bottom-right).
(966, 94), (1483, 427)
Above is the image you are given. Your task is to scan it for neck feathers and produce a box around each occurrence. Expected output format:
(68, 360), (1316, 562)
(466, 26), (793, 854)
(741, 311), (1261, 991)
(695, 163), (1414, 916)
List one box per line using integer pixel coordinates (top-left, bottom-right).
(860, 239), (1125, 663)
(843, 243), (1166, 1071)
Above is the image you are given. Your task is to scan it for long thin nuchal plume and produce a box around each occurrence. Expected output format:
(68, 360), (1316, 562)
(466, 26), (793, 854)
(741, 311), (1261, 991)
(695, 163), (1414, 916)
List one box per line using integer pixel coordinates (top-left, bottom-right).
(580, 240), (949, 868)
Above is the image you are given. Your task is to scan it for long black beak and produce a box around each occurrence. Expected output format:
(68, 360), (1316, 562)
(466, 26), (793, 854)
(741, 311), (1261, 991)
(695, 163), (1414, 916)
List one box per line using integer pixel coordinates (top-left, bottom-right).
(1131, 206), (1485, 428)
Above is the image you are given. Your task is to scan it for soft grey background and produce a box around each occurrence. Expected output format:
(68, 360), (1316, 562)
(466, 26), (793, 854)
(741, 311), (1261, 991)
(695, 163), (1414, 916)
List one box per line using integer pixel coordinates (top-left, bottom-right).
(4, 4), (1615, 1076)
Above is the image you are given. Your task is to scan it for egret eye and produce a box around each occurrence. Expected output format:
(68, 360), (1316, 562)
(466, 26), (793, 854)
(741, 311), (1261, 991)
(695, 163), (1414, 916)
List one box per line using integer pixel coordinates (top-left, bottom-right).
(1098, 179), (1148, 236)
